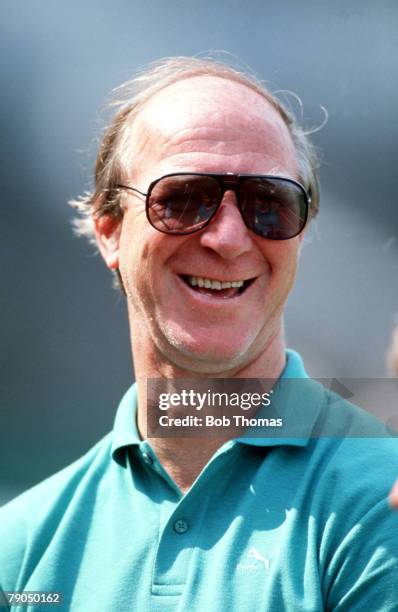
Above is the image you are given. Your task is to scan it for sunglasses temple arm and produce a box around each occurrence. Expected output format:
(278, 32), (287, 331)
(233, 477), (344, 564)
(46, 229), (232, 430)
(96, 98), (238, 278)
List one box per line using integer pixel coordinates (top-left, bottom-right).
(117, 184), (147, 198)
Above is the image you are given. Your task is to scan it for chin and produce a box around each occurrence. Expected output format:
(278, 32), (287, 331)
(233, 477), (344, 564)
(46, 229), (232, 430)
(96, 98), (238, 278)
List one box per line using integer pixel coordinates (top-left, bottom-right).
(158, 322), (256, 374)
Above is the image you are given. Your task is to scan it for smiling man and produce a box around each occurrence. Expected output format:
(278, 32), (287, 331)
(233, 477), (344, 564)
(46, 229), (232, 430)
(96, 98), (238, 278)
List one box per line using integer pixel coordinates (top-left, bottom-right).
(1, 57), (397, 611)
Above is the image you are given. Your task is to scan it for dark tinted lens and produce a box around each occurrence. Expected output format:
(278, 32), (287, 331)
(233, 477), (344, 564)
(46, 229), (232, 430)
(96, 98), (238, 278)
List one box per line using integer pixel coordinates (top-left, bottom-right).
(147, 175), (221, 234)
(239, 178), (308, 239)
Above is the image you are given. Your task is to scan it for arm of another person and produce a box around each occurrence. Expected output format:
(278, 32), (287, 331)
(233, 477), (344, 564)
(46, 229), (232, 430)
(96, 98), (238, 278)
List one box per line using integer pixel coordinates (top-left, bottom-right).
(390, 480), (398, 508)
(387, 325), (398, 509)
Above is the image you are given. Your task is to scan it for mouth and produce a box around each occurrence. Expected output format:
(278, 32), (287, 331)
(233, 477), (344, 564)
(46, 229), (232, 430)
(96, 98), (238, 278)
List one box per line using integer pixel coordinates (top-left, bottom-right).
(180, 274), (256, 299)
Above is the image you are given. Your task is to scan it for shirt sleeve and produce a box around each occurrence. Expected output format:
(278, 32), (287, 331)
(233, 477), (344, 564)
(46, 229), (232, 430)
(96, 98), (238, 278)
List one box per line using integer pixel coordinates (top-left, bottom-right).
(0, 499), (29, 596)
(325, 497), (398, 611)
(0, 586), (11, 611)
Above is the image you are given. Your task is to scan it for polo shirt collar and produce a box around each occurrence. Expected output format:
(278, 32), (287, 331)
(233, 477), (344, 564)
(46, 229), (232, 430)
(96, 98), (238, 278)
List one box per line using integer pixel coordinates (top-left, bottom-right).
(236, 349), (324, 448)
(111, 349), (324, 461)
(111, 385), (141, 462)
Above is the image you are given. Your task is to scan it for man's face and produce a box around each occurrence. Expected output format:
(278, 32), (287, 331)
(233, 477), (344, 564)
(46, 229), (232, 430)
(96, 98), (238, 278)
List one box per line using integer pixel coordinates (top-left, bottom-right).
(98, 76), (303, 374)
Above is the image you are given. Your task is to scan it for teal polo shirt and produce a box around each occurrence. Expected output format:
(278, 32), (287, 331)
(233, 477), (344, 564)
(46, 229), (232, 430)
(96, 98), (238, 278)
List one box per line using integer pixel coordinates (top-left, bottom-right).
(1, 350), (398, 611)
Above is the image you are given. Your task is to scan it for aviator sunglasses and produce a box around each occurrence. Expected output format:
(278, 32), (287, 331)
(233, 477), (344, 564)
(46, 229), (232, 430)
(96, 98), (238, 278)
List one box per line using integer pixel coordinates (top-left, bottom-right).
(117, 173), (310, 240)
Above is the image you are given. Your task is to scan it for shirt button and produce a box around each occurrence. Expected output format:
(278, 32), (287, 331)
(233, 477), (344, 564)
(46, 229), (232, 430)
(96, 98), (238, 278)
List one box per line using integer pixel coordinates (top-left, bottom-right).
(142, 452), (153, 465)
(173, 519), (189, 534)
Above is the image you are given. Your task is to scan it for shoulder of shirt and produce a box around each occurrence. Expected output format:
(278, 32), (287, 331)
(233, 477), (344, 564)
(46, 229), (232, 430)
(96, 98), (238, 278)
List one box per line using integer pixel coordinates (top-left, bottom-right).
(0, 431), (113, 587)
(299, 386), (398, 598)
(302, 383), (398, 517)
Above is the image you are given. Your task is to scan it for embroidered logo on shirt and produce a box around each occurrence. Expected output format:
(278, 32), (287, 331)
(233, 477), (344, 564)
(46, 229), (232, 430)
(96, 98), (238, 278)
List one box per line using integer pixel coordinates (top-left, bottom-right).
(237, 548), (271, 575)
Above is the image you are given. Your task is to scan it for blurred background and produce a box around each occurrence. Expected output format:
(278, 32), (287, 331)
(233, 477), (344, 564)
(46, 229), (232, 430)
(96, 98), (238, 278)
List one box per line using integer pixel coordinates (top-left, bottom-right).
(1, 0), (397, 503)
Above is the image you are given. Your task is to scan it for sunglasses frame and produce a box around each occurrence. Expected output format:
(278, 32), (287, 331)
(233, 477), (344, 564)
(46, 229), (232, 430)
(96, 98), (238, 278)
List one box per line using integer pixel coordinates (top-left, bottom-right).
(117, 172), (311, 240)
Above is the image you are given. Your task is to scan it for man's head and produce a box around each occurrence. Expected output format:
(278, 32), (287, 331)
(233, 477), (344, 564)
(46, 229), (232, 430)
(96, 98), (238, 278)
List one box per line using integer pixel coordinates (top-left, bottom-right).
(72, 57), (320, 375)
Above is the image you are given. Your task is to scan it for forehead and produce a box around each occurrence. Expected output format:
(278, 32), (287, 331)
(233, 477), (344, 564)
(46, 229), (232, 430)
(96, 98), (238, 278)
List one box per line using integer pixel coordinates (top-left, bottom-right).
(125, 76), (298, 179)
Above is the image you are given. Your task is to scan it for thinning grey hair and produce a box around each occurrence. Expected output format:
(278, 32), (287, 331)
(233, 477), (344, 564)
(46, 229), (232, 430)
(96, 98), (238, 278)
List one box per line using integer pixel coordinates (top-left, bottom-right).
(70, 56), (320, 247)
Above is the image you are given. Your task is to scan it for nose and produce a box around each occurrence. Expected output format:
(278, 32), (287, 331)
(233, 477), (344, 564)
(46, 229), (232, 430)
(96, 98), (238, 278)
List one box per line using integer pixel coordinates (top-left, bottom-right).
(199, 191), (254, 259)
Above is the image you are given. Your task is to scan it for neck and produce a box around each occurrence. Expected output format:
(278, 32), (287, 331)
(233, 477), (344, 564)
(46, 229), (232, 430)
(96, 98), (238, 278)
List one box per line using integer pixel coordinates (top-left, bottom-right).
(129, 317), (287, 493)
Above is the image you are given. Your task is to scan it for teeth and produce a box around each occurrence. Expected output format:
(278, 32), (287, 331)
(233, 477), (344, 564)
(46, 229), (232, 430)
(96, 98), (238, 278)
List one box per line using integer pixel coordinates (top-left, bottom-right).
(188, 276), (245, 290)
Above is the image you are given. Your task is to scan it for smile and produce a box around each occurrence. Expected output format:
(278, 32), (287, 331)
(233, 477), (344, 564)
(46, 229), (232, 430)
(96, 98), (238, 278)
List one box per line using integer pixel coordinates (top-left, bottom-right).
(180, 275), (255, 298)
(188, 276), (244, 290)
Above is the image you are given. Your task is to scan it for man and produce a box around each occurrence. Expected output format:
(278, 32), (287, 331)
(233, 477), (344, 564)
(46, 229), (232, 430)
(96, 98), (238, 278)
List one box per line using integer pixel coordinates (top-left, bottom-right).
(1, 57), (397, 611)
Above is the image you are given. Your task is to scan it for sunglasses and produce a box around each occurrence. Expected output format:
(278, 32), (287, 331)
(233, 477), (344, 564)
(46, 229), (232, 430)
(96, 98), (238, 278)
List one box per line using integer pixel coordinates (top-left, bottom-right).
(116, 173), (310, 240)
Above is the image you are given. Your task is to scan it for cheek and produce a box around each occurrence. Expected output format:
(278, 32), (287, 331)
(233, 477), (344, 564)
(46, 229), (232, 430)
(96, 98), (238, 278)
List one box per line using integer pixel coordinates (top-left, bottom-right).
(117, 219), (168, 301)
(265, 243), (300, 301)
(118, 219), (150, 297)
(264, 240), (300, 275)
(119, 212), (152, 268)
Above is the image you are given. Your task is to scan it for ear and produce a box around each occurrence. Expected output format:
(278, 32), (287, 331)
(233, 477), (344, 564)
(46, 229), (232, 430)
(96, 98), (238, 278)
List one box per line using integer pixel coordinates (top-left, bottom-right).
(94, 213), (123, 270)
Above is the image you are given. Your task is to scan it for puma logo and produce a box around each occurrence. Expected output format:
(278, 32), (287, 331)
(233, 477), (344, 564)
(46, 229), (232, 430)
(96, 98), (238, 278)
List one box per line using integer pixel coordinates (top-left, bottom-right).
(237, 548), (272, 575)
(248, 548), (271, 574)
